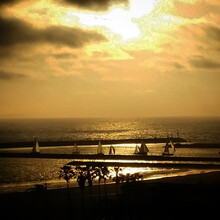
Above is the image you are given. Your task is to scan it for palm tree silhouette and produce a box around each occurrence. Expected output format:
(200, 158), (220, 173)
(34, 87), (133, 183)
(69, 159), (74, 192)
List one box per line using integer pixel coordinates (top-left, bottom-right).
(59, 165), (76, 215)
(59, 165), (76, 189)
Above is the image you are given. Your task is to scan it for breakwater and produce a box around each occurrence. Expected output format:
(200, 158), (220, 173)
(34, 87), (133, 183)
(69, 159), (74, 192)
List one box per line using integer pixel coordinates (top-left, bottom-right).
(1, 152), (220, 170)
(175, 143), (220, 148)
(0, 137), (186, 148)
(0, 152), (220, 169)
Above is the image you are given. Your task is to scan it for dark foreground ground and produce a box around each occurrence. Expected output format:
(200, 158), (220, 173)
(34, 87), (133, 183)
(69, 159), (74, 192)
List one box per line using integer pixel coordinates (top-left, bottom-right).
(0, 171), (220, 220)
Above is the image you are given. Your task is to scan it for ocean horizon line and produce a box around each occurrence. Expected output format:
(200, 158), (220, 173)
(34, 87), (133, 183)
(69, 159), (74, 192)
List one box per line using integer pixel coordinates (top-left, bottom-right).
(0, 115), (220, 120)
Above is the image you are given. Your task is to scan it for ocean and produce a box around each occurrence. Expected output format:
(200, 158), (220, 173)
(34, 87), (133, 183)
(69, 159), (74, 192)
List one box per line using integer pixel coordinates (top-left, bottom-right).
(0, 117), (220, 143)
(0, 117), (219, 192)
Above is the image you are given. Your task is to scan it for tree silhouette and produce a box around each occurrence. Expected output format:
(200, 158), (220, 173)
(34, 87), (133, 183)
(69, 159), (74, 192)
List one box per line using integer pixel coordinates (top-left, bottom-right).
(59, 165), (76, 189)
(59, 165), (76, 215)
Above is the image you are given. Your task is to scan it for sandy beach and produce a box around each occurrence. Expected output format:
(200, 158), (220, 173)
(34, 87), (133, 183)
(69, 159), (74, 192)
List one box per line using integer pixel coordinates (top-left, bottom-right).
(0, 170), (219, 219)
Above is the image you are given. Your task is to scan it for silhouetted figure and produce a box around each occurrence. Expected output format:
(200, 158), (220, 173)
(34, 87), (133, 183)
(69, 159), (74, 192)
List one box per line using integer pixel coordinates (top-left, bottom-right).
(86, 166), (93, 187)
(77, 172), (85, 191)
(114, 167), (120, 184)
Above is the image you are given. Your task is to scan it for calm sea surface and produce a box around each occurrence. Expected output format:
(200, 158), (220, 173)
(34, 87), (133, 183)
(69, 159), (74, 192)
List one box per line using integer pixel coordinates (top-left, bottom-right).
(0, 117), (219, 143)
(0, 117), (219, 191)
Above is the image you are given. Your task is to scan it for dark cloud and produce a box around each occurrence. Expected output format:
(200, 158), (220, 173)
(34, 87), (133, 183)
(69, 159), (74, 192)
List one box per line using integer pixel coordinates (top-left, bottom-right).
(0, 47), (14, 58)
(0, 70), (27, 80)
(0, 16), (106, 49)
(205, 25), (220, 43)
(173, 62), (184, 70)
(58, 0), (128, 11)
(0, 0), (129, 11)
(0, 0), (24, 7)
(42, 26), (106, 47)
(189, 56), (220, 69)
(52, 53), (77, 59)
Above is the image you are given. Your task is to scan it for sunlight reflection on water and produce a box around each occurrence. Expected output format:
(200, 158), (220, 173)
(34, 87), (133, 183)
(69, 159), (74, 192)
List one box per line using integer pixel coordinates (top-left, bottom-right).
(0, 117), (219, 193)
(0, 117), (219, 143)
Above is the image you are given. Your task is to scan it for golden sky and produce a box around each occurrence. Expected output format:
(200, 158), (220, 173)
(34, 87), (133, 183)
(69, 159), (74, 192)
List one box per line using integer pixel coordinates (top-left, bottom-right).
(0, 0), (220, 118)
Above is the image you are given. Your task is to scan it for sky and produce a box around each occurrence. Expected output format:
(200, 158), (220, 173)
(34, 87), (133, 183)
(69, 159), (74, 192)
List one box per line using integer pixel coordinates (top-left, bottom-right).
(0, 0), (220, 118)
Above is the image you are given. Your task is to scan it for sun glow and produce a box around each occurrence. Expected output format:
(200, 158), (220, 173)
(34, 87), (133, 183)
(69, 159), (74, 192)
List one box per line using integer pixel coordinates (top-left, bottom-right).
(62, 0), (157, 42)
(8, 0), (199, 60)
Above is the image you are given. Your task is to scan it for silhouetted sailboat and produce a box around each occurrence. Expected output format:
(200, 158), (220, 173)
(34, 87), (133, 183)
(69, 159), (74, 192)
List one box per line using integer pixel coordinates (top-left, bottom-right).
(72, 143), (79, 154)
(170, 140), (176, 153)
(162, 140), (175, 156)
(32, 137), (40, 154)
(134, 141), (149, 155)
(97, 141), (104, 155)
(109, 145), (115, 155)
(134, 145), (140, 154)
(140, 141), (149, 154)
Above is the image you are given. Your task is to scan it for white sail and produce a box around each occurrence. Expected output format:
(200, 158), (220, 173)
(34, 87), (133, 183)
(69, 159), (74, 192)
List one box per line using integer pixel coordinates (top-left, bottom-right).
(32, 137), (40, 153)
(97, 141), (104, 155)
(72, 143), (79, 154)
(134, 145), (140, 154)
(170, 140), (176, 154)
(109, 145), (115, 155)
